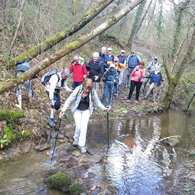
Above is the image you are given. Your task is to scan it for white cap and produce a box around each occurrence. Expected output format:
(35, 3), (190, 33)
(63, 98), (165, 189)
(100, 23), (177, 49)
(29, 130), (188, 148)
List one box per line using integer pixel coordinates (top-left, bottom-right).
(121, 49), (125, 53)
(107, 47), (112, 51)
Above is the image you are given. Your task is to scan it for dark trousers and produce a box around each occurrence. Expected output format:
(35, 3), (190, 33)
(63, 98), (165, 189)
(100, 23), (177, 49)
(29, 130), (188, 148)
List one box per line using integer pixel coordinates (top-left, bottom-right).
(128, 81), (142, 100)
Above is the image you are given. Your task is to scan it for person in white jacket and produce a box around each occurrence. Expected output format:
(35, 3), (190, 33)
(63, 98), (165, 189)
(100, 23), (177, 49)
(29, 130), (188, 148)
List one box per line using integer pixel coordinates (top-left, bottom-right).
(59, 78), (109, 153)
(45, 68), (72, 127)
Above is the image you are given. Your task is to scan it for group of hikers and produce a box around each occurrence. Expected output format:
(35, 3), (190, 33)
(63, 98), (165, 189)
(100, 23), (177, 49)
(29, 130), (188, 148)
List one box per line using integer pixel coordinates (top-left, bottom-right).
(15, 46), (163, 154)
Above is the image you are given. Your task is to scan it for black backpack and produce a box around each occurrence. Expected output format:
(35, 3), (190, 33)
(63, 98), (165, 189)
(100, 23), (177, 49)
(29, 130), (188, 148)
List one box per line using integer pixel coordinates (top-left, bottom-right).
(41, 69), (59, 86)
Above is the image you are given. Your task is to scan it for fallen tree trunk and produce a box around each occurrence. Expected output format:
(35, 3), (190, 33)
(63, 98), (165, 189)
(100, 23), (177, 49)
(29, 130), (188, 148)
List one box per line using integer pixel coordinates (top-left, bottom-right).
(0, 109), (25, 121)
(8, 0), (114, 68)
(0, 0), (145, 94)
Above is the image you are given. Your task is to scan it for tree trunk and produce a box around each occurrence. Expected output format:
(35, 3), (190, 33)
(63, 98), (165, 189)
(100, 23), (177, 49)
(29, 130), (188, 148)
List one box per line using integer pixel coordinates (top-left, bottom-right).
(0, 0), (145, 94)
(171, 0), (191, 59)
(162, 26), (195, 110)
(127, 0), (146, 50)
(0, 109), (25, 121)
(8, 0), (114, 68)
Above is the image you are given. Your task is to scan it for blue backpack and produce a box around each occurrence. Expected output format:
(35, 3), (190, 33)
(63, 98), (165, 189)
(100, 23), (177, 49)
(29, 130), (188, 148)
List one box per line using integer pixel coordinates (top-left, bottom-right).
(16, 62), (30, 73)
(41, 69), (59, 86)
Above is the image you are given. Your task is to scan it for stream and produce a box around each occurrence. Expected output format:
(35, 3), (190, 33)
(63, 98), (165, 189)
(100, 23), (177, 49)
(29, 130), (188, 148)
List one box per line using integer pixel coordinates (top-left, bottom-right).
(0, 111), (195, 194)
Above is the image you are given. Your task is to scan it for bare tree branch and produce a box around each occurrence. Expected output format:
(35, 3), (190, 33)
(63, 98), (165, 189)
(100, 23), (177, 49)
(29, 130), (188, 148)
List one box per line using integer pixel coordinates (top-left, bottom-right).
(9, 0), (26, 54)
(0, 0), (146, 94)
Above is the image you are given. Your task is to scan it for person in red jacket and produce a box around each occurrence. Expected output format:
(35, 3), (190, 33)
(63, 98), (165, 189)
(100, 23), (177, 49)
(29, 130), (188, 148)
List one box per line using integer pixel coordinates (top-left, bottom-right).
(127, 61), (145, 101)
(70, 55), (87, 89)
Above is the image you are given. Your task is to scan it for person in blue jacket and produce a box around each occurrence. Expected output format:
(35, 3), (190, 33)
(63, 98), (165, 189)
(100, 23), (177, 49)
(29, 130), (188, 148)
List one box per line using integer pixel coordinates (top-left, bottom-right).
(102, 62), (118, 107)
(145, 62), (163, 101)
(125, 51), (141, 87)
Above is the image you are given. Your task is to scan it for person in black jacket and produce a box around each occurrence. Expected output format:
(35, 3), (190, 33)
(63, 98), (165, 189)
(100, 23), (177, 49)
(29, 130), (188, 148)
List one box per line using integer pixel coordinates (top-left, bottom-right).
(87, 52), (105, 93)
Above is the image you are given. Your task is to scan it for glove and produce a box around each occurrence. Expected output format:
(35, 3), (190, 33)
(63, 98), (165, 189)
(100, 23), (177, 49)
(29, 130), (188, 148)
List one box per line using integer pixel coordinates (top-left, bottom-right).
(94, 76), (99, 81)
(105, 105), (111, 112)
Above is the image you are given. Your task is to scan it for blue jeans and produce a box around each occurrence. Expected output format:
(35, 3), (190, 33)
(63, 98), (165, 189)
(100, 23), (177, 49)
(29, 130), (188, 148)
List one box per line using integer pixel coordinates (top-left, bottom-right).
(102, 81), (114, 106)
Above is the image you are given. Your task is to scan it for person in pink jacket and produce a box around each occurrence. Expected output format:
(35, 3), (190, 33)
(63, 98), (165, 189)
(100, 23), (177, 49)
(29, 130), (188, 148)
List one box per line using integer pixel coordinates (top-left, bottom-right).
(127, 61), (145, 101)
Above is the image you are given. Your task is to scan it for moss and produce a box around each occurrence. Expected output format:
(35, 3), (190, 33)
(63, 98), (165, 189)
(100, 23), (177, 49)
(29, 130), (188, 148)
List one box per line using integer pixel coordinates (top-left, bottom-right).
(0, 124), (16, 149)
(69, 183), (84, 195)
(0, 110), (25, 122)
(47, 172), (72, 192)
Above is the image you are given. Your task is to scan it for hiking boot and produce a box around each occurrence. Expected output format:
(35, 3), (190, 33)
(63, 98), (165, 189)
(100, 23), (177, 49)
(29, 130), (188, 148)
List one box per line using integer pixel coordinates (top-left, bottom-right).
(15, 103), (22, 109)
(79, 146), (87, 154)
(48, 118), (56, 128)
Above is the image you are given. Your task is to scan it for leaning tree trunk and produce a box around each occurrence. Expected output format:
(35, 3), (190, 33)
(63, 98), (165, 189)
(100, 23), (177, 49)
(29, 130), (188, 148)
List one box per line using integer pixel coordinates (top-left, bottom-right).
(162, 25), (195, 110)
(127, 0), (146, 50)
(8, 0), (114, 68)
(0, 0), (146, 94)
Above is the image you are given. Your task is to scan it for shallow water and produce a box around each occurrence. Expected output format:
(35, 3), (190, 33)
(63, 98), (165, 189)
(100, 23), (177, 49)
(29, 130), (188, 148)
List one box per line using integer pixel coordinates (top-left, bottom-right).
(88, 111), (195, 194)
(0, 111), (195, 194)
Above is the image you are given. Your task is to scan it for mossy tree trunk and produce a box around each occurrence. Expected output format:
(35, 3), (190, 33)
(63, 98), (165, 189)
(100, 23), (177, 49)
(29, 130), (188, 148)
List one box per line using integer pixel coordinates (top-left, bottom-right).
(8, 0), (114, 68)
(171, 0), (191, 59)
(162, 25), (195, 110)
(0, 110), (25, 122)
(0, 0), (145, 94)
(127, 0), (146, 50)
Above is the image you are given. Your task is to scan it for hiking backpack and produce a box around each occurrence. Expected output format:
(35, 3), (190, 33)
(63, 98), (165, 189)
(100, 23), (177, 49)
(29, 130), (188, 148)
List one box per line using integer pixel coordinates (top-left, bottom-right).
(16, 62), (30, 73)
(41, 69), (59, 86)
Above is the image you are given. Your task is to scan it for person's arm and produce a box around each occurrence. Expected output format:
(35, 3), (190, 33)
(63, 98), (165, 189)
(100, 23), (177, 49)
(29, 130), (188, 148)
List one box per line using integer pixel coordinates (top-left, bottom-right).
(60, 86), (81, 113)
(64, 81), (72, 92)
(69, 64), (73, 74)
(124, 55), (129, 65)
(137, 55), (141, 63)
(82, 64), (88, 77)
(92, 89), (107, 110)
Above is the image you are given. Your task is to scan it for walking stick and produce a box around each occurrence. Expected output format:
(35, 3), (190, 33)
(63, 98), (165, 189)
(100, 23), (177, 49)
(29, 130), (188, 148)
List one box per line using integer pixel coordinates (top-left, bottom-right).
(185, 93), (195, 112)
(106, 111), (110, 151)
(50, 118), (62, 162)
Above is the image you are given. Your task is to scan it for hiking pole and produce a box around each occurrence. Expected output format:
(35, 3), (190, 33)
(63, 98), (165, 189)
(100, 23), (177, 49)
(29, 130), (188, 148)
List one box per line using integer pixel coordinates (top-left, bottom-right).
(50, 118), (62, 162)
(185, 93), (195, 112)
(106, 111), (110, 151)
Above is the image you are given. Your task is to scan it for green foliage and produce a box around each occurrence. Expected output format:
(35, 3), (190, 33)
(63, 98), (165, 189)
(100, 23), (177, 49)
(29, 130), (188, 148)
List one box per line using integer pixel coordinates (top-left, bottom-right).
(0, 124), (16, 149)
(47, 172), (72, 191)
(69, 183), (84, 195)
(16, 130), (32, 140)
(0, 110), (25, 122)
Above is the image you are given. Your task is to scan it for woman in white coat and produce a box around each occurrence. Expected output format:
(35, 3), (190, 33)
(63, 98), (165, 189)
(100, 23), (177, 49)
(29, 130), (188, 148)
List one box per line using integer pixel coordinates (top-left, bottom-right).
(59, 78), (109, 153)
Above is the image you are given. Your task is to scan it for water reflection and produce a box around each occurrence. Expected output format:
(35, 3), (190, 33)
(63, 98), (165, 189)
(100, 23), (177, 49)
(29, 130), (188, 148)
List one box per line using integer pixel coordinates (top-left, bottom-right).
(105, 115), (180, 195)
